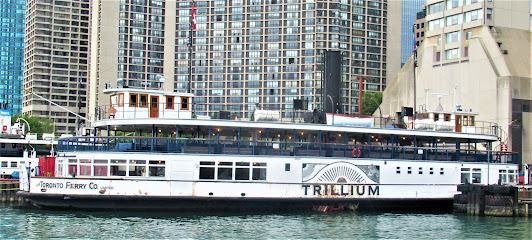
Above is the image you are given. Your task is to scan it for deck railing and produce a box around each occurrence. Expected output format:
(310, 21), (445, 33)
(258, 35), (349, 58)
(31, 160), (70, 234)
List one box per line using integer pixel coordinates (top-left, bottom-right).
(58, 137), (518, 164)
(95, 103), (504, 137)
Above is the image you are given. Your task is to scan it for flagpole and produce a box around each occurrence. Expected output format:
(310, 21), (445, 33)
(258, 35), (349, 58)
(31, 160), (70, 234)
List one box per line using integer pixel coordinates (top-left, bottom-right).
(412, 24), (418, 130)
(77, 74), (82, 134)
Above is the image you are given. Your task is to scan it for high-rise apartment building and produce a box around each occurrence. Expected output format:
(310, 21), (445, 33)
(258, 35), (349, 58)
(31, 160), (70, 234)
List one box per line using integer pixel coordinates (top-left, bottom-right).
(0, 0), (25, 115)
(380, 0), (532, 166)
(23, 0), (91, 134)
(90, 0), (401, 120)
(400, 0), (425, 66)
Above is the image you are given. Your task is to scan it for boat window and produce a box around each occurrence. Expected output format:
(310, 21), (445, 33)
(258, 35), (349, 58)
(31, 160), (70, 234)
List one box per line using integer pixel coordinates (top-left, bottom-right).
(199, 161), (215, 179)
(444, 114), (451, 121)
(130, 94), (138, 107)
(499, 169), (507, 183)
(469, 116), (475, 126)
(10, 162), (17, 168)
(464, 116), (469, 126)
(396, 166), (400, 174)
(461, 168), (481, 183)
(429, 167), (434, 175)
(1, 162), (6, 167)
(252, 168), (267, 180)
(285, 163), (290, 171)
(139, 94), (148, 107)
(199, 161), (266, 181)
(110, 159), (127, 176)
(56, 159), (63, 176)
(434, 114), (439, 122)
(68, 159), (78, 177)
(129, 160), (147, 177)
(407, 167), (412, 174)
(148, 160), (165, 177)
(94, 163), (108, 176)
(180, 97), (190, 110)
(418, 167), (423, 174)
(79, 159), (92, 176)
(235, 167), (250, 180)
(112, 93), (124, 107)
(440, 168), (445, 175)
(166, 96), (175, 109)
(118, 93), (124, 107)
(218, 167), (233, 180)
(252, 162), (267, 180)
(110, 95), (118, 107)
(504, 169), (517, 183)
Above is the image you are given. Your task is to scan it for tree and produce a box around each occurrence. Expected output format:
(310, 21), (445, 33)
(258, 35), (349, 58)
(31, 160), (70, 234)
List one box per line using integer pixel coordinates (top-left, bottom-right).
(361, 92), (383, 116)
(11, 114), (54, 134)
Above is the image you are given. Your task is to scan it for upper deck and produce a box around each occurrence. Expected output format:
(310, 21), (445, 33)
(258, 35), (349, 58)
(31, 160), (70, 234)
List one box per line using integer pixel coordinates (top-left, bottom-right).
(80, 87), (517, 164)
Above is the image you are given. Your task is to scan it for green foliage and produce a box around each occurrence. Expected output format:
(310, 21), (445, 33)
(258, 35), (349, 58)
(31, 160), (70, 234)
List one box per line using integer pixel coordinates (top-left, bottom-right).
(11, 114), (54, 134)
(361, 92), (383, 116)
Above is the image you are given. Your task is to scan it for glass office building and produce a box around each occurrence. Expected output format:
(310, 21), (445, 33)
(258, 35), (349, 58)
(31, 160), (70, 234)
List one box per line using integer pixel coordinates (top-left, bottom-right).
(0, 0), (25, 115)
(400, 0), (425, 66)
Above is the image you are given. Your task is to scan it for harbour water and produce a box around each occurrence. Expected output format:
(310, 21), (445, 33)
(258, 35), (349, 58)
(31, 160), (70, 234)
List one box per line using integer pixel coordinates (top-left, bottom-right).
(1, 204), (531, 239)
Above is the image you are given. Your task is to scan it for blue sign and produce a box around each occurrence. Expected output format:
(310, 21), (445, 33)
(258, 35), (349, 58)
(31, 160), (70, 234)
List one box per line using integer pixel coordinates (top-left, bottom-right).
(0, 109), (12, 116)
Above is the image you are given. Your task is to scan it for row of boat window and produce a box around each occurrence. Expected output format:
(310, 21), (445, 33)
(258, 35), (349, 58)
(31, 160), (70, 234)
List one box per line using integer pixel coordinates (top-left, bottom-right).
(58, 159), (166, 177)
(396, 166), (444, 175)
(199, 161), (267, 181)
(1, 161), (22, 168)
(460, 168), (517, 184)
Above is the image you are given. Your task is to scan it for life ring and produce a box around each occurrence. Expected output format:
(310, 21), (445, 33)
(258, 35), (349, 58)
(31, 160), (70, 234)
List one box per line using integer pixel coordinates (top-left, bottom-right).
(408, 122), (413, 129)
(352, 148), (361, 158)
(108, 106), (117, 118)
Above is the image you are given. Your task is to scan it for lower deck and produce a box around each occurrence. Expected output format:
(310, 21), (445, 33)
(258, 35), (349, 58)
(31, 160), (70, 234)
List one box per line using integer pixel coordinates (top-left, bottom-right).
(21, 152), (519, 201)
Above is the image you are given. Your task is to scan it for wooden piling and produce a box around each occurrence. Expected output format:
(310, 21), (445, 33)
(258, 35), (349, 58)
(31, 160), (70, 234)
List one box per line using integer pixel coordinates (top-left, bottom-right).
(0, 180), (21, 202)
(455, 184), (530, 217)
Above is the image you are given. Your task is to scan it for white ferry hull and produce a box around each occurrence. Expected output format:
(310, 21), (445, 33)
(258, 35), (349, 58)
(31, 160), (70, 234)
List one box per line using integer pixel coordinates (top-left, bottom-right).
(17, 152), (512, 212)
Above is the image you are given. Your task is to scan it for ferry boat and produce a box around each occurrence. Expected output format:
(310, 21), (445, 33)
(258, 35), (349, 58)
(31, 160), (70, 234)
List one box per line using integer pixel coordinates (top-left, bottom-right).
(17, 88), (519, 212)
(0, 110), (57, 179)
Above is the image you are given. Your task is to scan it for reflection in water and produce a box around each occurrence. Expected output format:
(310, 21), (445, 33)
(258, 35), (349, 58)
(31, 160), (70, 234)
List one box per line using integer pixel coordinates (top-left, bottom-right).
(1, 205), (531, 239)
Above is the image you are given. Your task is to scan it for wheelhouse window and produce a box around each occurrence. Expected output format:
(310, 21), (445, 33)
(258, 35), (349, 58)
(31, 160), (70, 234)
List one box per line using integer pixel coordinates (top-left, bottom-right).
(110, 93), (124, 107)
(139, 94), (148, 107)
(444, 114), (451, 122)
(130, 94), (138, 107)
(180, 97), (190, 110)
(166, 96), (175, 109)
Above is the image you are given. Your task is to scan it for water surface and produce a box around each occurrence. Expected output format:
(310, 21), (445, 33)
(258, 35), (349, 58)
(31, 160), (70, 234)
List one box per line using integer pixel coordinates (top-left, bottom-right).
(1, 204), (530, 239)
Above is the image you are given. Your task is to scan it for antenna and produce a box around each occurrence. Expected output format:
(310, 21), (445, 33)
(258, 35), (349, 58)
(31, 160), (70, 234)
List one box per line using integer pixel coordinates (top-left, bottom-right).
(431, 93), (448, 111)
(425, 88), (430, 111)
(156, 75), (168, 91)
